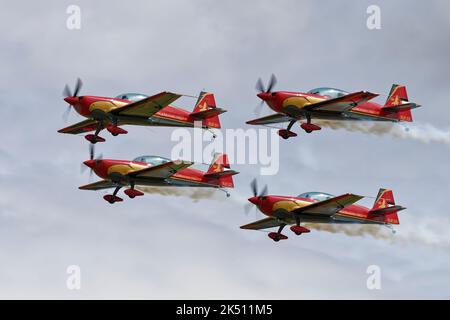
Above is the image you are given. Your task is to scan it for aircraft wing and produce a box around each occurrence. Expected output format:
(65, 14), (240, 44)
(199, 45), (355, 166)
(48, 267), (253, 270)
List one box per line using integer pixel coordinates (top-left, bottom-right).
(129, 160), (194, 179)
(111, 91), (181, 118)
(292, 193), (364, 216)
(246, 113), (292, 125)
(58, 119), (99, 134)
(240, 217), (284, 230)
(79, 180), (118, 190)
(304, 91), (379, 113)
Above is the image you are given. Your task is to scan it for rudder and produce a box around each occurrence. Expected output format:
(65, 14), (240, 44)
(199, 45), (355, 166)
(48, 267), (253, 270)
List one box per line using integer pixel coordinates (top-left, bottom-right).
(191, 92), (225, 129)
(372, 188), (400, 225)
(384, 84), (413, 122)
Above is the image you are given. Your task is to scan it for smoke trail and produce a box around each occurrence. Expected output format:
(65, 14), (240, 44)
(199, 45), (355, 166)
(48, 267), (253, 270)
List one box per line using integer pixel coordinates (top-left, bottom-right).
(137, 187), (224, 202)
(304, 222), (450, 248)
(316, 121), (450, 145)
(303, 223), (395, 242)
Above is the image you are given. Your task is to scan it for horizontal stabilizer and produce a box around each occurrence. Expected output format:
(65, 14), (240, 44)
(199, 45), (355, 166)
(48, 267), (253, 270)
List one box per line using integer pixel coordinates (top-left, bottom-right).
(191, 107), (227, 119)
(382, 103), (421, 112)
(204, 170), (239, 179)
(369, 205), (406, 215)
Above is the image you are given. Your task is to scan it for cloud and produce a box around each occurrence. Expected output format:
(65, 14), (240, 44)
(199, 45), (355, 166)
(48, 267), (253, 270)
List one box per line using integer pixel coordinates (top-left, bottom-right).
(0, 0), (450, 299)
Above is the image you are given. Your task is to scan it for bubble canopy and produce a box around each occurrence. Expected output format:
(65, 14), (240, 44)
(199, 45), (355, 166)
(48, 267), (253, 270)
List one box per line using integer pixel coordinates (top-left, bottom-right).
(307, 87), (348, 99)
(297, 192), (335, 202)
(133, 155), (171, 166)
(115, 93), (148, 102)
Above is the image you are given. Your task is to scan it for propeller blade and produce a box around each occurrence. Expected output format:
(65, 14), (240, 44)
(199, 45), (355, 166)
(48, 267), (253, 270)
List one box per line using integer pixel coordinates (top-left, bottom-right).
(255, 78), (265, 93)
(260, 184), (268, 197)
(89, 143), (95, 160)
(266, 74), (277, 93)
(73, 78), (83, 97)
(253, 100), (264, 116)
(80, 163), (87, 174)
(244, 203), (254, 215)
(250, 178), (258, 197)
(62, 105), (71, 122)
(63, 84), (72, 98)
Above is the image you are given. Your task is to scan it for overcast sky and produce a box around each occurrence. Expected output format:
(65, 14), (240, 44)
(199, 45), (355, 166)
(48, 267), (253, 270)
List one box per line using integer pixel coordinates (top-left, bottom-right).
(1, 0), (450, 299)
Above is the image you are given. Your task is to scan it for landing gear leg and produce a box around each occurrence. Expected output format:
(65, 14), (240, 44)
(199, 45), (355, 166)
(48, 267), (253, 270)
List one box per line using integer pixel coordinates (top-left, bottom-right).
(268, 223), (288, 242)
(103, 186), (124, 204)
(277, 120), (297, 139)
(290, 217), (311, 235)
(85, 122), (106, 144)
(107, 118), (128, 136)
(124, 181), (144, 199)
(300, 113), (321, 133)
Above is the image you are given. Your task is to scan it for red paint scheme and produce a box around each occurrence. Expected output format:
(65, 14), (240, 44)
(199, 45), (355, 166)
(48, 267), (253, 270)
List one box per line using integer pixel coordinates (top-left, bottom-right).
(83, 158), (236, 188)
(258, 90), (413, 122)
(290, 225), (310, 234)
(248, 195), (400, 225)
(268, 232), (288, 241)
(67, 95), (215, 126)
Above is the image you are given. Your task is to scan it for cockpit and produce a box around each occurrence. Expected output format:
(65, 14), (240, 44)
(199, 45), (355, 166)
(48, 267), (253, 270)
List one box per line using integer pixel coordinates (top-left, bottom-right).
(133, 155), (171, 166)
(297, 192), (335, 202)
(307, 87), (348, 99)
(115, 93), (148, 102)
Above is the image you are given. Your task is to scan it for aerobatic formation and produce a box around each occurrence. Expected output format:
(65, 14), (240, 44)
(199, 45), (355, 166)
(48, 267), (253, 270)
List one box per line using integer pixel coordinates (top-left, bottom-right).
(59, 75), (420, 242)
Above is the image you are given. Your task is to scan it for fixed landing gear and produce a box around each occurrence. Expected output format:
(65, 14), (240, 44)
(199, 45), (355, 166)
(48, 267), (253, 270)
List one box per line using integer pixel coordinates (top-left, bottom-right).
(277, 120), (297, 140)
(85, 123), (105, 144)
(290, 216), (311, 236)
(85, 134), (105, 144)
(300, 114), (321, 133)
(104, 186), (123, 204)
(124, 188), (144, 199)
(290, 225), (310, 236)
(268, 223), (288, 242)
(124, 182), (144, 199)
(107, 125), (128, 136)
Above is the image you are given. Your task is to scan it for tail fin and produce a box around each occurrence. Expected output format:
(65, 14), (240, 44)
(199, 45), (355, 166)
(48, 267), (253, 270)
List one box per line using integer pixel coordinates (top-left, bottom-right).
(383, 84), (414, 122)
(204, 153), (238, 188)
(370, 188), (403, 225)
(190, 92), (226, 129)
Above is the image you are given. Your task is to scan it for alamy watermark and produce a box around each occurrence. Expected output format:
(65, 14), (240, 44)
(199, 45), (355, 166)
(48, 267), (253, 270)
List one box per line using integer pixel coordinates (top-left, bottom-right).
(171, 122), (280, 175)
(66, 265), (81, 290)
(366, 5), (381, 30)
(66, 5), (81, 30)
(366, 265), (381, 290)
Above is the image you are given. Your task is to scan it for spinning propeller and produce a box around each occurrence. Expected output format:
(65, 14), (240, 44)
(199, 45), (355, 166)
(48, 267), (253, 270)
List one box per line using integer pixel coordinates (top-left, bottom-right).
(245, 178), (268, 215)
(62, 78), (83, 122)
(81, 144), (102, 177)
(254, 74), (277, 115)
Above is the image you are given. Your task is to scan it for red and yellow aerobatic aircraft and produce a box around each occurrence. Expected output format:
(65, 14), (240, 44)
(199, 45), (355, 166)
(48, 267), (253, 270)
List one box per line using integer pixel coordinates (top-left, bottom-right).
(80, 149), (238, 204)
(58, 79), (226, 143)
(241, 180), (405, 242)
(247, 75), (421, 139)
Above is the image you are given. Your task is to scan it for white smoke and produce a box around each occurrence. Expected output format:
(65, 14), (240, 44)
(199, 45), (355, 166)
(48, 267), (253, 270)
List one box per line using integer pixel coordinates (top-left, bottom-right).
(304, 218), (450, 249)
(137, 186), (224, 202)
(316, 121), (450, 145)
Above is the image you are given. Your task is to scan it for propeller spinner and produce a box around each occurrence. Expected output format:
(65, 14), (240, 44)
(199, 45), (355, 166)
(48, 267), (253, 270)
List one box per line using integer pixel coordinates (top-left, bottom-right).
(254, 74), (277, 115)
(62, 78), (83, 121)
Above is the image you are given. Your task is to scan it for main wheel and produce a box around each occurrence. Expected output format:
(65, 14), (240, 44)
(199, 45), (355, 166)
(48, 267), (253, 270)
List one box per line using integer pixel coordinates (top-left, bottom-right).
(305, 129), (312, 133)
